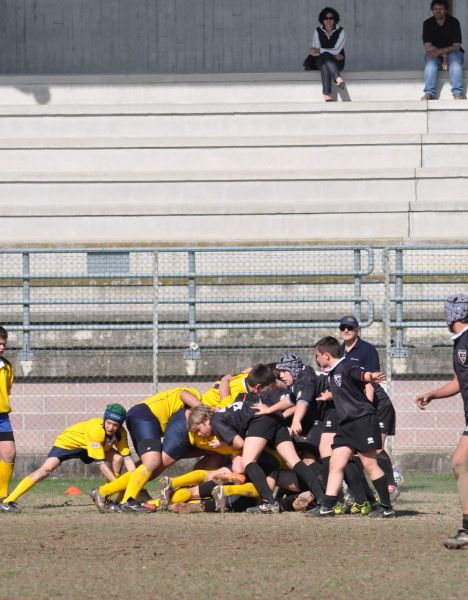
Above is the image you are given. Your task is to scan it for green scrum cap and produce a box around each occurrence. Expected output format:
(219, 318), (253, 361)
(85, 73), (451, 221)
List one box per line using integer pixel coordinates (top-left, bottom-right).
(103, 403), (126, 425)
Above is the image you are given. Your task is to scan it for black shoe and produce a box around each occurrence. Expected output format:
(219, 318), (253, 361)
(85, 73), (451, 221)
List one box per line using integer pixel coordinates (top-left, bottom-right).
(369, 505), (396, 519)
(118, 498), (152, 513)
(305, 505), (335, 518)
(0, 501), (21, 513)
(444, 529), (468, 549)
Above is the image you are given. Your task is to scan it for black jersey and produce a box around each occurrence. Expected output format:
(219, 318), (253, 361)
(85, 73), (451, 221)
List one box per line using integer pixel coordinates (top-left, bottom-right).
(290, 366), (326, 421)
(327, 358), (376, 423)
(453, 328), (468, 419)
(211, 388), (293, 445)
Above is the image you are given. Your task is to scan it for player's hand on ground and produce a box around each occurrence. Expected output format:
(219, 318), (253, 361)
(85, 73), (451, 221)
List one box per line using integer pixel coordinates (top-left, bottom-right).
(415, 393), (433, 410)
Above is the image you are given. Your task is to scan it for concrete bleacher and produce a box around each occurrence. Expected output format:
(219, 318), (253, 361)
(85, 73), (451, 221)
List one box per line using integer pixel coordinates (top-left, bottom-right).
(0, 71), (467, 244)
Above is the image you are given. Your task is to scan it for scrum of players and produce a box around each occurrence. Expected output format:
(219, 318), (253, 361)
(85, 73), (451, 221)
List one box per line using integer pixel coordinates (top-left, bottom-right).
(1, 315), (403, 520)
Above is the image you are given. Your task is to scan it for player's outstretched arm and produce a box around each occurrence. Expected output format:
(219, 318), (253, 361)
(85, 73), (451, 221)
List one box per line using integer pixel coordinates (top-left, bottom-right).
(252, 394), (293, 416)
(415, 375), (460, 410)
(364, 371), (386, 384)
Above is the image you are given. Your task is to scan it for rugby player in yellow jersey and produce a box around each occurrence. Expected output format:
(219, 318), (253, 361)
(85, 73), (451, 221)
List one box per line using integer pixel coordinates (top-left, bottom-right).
(0, 326), (16, 501)
(0, 403), (134, 513)
(93, 387), (201, 512)
(201, 369), (251, 409)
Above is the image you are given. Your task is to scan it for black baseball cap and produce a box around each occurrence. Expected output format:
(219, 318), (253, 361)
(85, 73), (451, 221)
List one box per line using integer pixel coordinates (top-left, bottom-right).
(339, 315), (359, 328)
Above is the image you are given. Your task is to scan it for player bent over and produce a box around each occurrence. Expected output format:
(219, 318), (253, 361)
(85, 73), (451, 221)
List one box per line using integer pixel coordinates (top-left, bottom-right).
(0, 326), (16, 501)
(416, 294), (468, 549)
(308, 337), (395, 518)
(0, 404), (135, 513)
(189, 364), (326, 513)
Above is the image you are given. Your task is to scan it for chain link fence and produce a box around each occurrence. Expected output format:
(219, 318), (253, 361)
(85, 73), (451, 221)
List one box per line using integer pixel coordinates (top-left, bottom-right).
(1, 245), (466, 458)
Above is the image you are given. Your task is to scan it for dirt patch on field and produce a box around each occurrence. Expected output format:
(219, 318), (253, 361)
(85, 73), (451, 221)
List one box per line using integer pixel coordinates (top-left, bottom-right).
(0, 483), (466, 600)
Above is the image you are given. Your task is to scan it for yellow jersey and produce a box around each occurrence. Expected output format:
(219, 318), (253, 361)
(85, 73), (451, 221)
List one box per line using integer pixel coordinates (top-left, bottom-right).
(202, 373), (249, 408)
(141, 387), (201, 432)
(53, 417), (131, 461)
(0, 357), (14, 414)
(188, 431), (240, 457)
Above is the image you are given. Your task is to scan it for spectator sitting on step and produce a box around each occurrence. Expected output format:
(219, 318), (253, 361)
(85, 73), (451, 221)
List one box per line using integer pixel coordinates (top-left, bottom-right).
(309, 7), (346, 102)
(421, 0), (466, 100)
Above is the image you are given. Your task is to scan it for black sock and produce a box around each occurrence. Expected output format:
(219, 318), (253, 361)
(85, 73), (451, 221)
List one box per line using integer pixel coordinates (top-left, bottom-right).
(372, 475), (392, 508)
(353, 457), (378, 502)
(321, 456), (331, 489)
(293, 461), (325, 504)
(344, 461), (367, 504)
(201, 498), (216, 512)
(245, 462), (276, 505)
(323, 494), (337, 509)
(463, 514), (468, 531)
(198, 480), (216, 498)
(377, 451), (396, 486)
(310, 461), (325, 486)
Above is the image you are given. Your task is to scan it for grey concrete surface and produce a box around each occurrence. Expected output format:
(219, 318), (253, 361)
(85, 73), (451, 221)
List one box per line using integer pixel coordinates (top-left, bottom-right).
(2, 0), (466, 74)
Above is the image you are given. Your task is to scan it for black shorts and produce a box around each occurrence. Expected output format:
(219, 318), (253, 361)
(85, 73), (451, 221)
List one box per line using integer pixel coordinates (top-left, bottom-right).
(306, 420), (324, 448)
(332, 414), (382, 453)
(161, 408), (194, 461)
(126, 403), (162, 456)
(246, 415), (291, 447)
(48, 446), (94, 464)
(376, 402), (396, 436)
(0, 431), (14, 442)
(321, 408), (339, 434)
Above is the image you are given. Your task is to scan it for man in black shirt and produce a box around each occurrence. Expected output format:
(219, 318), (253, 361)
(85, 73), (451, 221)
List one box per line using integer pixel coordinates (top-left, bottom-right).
(308, 336), (395, 518)
(422, 0), (465, 99)
(416, 294), (468, 549)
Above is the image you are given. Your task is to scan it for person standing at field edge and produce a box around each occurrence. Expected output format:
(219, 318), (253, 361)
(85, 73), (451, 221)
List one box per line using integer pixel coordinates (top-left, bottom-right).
(416, 294), (468, 549)
(0, 326), (15, 501)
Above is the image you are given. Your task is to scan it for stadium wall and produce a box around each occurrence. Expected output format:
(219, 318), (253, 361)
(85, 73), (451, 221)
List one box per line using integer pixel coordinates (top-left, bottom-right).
(1, 0), (467, 74)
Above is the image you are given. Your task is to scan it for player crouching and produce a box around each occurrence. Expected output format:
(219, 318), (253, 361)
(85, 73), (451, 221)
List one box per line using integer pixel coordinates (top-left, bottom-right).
(0, 403), (135, 513)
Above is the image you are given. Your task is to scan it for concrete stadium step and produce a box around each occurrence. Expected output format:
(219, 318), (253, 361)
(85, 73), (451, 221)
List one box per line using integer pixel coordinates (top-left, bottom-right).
(0, 101), (432, 138)
(0, 145), (422, 172)
(0, 101), (466, 138)
(0, 168), (414, 215)
(1, 71), (467, 105)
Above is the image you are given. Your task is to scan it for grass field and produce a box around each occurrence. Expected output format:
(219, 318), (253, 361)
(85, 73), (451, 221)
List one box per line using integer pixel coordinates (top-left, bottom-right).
(0, 474), (466, 600)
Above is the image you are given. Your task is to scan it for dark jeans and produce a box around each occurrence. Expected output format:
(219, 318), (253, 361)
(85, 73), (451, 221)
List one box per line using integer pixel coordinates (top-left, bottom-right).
(317, 52), (345, 95)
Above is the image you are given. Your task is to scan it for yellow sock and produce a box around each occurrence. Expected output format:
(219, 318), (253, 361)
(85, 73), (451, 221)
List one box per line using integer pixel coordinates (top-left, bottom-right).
(98, 471), (131, 496)
(122, 464), (152, 503)
(171, 488), (192, 504)
(171, 470), (207, 490)
(224, 483), (259, 498)
(4, 475), (35, 503)
(0, 460), (14, 497)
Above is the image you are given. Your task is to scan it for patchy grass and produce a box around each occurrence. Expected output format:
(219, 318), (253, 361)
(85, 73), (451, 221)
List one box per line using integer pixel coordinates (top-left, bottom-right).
(0, 474), (465, 600)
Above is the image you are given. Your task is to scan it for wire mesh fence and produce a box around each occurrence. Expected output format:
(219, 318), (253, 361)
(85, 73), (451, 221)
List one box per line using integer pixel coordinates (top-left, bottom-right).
(1, 245), (466, 456)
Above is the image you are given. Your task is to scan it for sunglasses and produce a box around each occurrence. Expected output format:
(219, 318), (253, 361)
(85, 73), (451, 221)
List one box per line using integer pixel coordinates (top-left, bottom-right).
(324, 16), (335, 20)
(339, 325), (355, 331)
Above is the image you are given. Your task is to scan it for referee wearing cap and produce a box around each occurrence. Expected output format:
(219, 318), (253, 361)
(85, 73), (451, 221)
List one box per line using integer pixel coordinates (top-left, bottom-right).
(416, 294), (468, 549)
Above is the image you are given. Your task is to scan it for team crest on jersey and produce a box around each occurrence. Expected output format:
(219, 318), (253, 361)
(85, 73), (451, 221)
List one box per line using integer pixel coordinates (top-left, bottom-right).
(367, 437), (375, 445)
(458, 349), (467, 365)
(334, 374), (342, 387)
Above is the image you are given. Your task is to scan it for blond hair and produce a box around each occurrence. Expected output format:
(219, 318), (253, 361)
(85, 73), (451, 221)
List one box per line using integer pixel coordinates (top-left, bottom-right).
(187, 404), (216, 431)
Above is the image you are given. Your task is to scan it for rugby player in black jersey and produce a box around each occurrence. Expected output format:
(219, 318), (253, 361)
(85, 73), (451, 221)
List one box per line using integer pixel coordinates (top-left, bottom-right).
(308, 336), (395, 518)
(416, 294), (468, 549)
